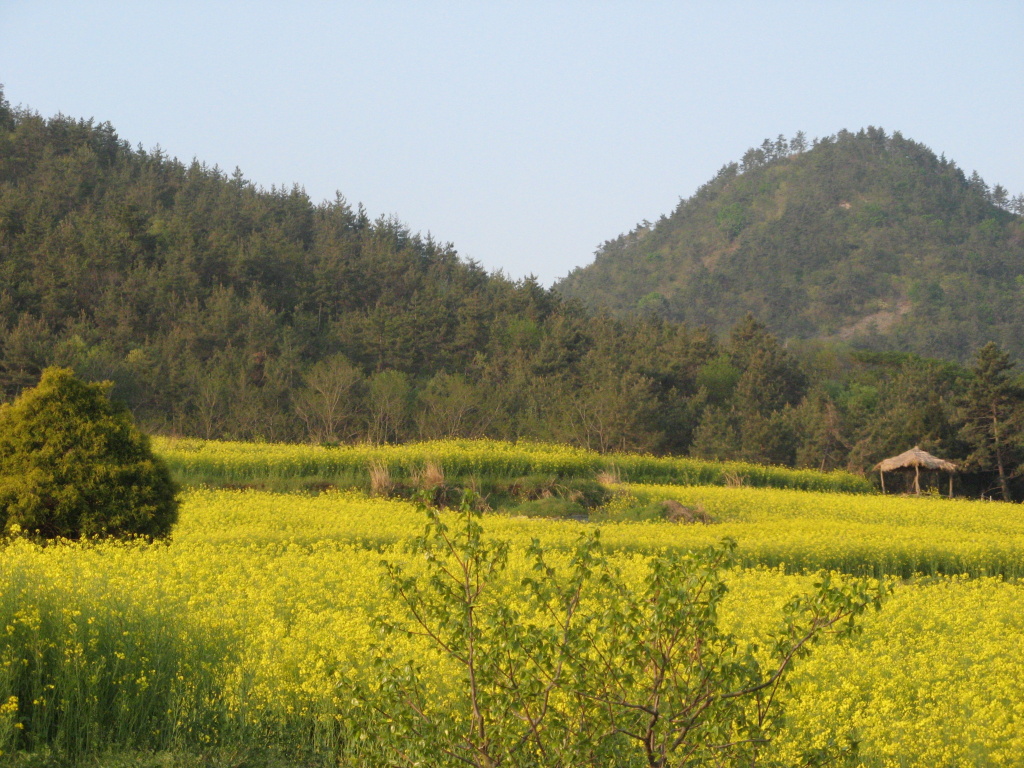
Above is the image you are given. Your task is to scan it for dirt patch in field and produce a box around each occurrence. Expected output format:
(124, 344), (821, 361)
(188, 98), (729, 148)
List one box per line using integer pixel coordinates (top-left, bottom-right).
(662, 499), (715, 524)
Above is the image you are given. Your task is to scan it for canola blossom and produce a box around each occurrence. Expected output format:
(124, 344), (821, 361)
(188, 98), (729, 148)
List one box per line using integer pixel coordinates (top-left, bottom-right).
(175, 482), (1024, 579)
(615, 483), (1024, 577)
(0, 486), (1022, 765)
(153, 436), (873, 494)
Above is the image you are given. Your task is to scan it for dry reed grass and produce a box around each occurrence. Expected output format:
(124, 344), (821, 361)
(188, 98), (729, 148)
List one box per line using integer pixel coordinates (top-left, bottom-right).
(723, 471), (746, 488)
(369, 461), (394, 496)
(413, 460), (445, 490)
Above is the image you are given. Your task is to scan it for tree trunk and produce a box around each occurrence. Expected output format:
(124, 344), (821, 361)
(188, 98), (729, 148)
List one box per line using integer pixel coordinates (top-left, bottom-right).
(993, 409), (1011, 502)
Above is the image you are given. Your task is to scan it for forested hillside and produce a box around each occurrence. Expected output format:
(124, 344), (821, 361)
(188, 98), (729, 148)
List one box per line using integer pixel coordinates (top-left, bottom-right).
(2, 91), (1022, 491)
(0, 88), (717, 452)
(557, 128), (1024, 362)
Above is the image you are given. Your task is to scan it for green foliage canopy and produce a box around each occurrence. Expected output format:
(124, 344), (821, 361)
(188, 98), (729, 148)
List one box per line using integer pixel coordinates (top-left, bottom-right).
(0, 367), (178, 539)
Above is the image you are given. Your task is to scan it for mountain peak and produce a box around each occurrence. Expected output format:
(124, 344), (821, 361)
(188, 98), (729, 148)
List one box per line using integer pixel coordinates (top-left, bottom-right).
(556, 128), (1023, 361)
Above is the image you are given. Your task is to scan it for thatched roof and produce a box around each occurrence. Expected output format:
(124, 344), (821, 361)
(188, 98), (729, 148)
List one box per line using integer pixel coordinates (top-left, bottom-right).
(874, 446), (957, 473)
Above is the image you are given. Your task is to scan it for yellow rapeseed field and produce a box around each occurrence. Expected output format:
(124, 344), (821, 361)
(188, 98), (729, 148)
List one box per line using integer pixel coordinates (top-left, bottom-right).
(616, 483), (1024, 577)
(153, 436), (873, 493)
(1, 482), (1023, 764)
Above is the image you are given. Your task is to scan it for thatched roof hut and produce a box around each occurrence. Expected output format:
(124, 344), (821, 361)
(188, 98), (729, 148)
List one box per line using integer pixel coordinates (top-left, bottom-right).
(874, 446), (957, 496)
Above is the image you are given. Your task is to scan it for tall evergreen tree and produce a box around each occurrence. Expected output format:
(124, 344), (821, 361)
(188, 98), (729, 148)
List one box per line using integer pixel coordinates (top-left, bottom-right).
(959, 343), (1023, 501)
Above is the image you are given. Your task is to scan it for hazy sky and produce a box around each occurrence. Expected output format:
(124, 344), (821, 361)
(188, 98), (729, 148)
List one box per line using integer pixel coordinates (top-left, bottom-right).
(2, 2), (1022, 285)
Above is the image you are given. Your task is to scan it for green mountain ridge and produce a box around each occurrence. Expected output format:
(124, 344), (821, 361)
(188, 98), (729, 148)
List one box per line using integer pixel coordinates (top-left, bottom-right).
(556, 128), (1024, 362)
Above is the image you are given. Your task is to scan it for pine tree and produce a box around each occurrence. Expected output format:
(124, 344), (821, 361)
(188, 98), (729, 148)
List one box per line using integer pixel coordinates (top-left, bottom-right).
(959, 343), (1023, 501)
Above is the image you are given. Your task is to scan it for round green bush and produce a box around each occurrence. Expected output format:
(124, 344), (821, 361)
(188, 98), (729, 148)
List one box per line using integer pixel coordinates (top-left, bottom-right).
(0, 367), (178, 540)
(508, 496), (588, 519)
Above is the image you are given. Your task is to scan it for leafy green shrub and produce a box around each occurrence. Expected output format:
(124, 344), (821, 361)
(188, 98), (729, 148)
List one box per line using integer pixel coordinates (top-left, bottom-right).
(561, 477), (611, 507)
(507, 496), (587, 519)
(0, 368), (178, 540)
(506, 473), (559, 500)
(591, 491), (675, 522)
(592, 498), (668, 522)
(375, 496), (887, 767)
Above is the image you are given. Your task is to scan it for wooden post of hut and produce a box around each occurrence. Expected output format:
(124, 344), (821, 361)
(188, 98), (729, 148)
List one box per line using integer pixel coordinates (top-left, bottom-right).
(874, 446), (958, 497)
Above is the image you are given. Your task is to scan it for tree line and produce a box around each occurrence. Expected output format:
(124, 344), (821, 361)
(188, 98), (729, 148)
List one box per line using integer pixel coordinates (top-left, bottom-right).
(1, 89), (1022, 496)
